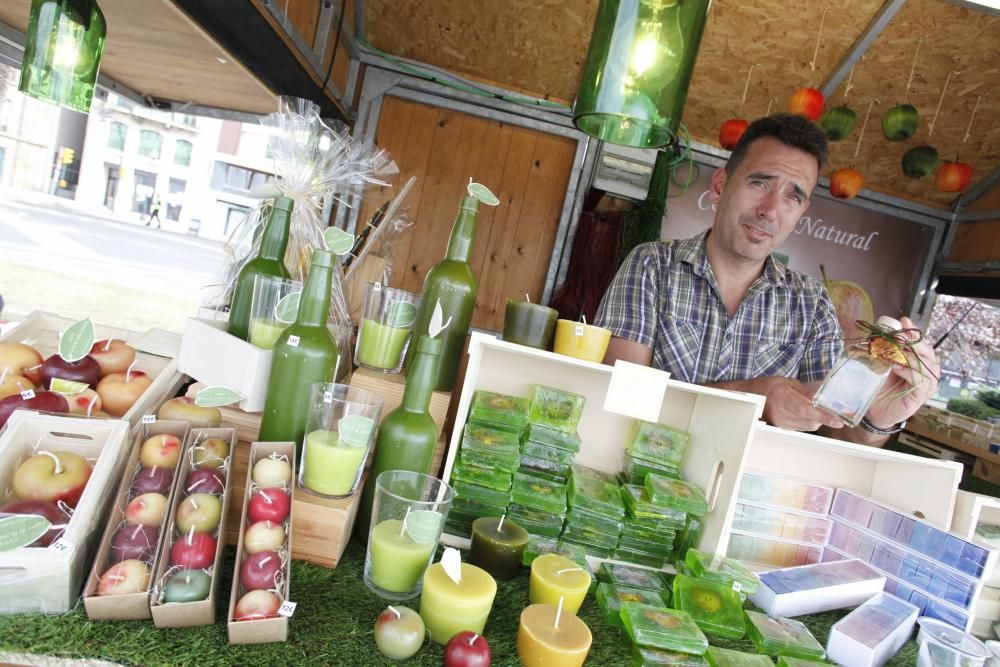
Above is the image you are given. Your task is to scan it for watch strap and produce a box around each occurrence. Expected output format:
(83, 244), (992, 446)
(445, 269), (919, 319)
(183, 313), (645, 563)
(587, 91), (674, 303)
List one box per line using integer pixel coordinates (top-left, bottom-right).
(860, 416), (907, 436)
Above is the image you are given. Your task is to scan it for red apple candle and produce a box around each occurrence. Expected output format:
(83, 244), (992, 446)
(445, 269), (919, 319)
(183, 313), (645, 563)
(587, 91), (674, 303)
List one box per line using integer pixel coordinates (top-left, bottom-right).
(111, 523), (159, 562)
(40, 354), (102, 389)
(124, 492), (168, 526)
(244, 520), (286, 554)
(89, 339), (136, 375)
(97, 559), (151, 596)
(139, 434), (183, 469)
(374, 605), (426, 660)
(0, 341), (44, 385)
(444, 630), (492, 667)
(131, 466), (173, 495)
(0, 391), (70, 429)
(175, 493), (222, 533)
(248, 488), (290, 524)
(240, 550), (283, 591)
(170, 530), (217, 569)
(192, 437), (230, 470)
(252, 456), (292, 487)
(185, 468), (226, 495)
(96, 368), (152, 416)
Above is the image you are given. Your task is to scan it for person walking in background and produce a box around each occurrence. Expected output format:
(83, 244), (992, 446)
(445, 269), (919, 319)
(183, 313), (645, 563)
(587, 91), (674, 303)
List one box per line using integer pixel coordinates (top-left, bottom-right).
(145, 194), (162, 229)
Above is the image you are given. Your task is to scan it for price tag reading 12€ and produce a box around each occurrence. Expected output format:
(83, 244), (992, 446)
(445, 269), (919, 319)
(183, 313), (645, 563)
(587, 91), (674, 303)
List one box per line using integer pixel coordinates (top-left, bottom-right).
(278, 601), (297, 617)
(287, 335), (300, 347)
(603, 360), (670, 423)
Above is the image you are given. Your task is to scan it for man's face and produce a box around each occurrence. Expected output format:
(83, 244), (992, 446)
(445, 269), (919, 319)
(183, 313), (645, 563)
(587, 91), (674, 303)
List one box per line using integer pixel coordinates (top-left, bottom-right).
(708, 136), (818, 264)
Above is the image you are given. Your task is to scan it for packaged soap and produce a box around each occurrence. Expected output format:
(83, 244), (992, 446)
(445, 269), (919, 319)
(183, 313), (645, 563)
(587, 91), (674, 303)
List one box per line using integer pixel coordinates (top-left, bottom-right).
(623, 452), (682, 485)
(776, 659), (828, 667)
(685, 548), (760, 595)
(510, 471), (567, 515)
(598, 562), (671, 591)
(623, 484), (688, 526)
(826, 593), (918, 667)
(705, 646), (776, 667)
(738, 472), (833, 515)
(633, 645), (710, 667)
(521, 535), (587, 569)
(528, 384), (585, 433)
(672, 573), (747, 639)
(452, 479), (512, 508)
(469, 390), (529, 428)
(461, 422), (520, 465)
(597, 583), (670, 626)
(645, 474), (709, 516)
(450, 460), (512, 492)
(751, 558), (885, 617)
(568, 473), (626, 519)
(521, 440), (576, 465)
(522, 423), (582, 452)
(733, 503), (831, 546)
(629, 420), (691, 467)
(745, 610), (825, 660)
(507, 503), (564, 539)
(620, 603), (709, 655)
(614, 546), (667, 569)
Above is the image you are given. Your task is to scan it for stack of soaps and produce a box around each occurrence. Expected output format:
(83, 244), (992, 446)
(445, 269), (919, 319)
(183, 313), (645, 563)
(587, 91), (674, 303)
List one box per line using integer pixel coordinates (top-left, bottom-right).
(618, 483), (687, 568)
(517, 385), (585, 482)
(562, 464), (625, 559)
(620, 421), (691, 485)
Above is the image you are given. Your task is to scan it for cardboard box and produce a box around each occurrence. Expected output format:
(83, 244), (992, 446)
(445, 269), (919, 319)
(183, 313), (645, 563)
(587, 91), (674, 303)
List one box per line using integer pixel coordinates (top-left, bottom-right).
(0, 413), (130, 614)
(178, 317), (273, 412)
(227, 441), (296, 644)
(150, 427), (236, 628)
(82, 419), (191, 620)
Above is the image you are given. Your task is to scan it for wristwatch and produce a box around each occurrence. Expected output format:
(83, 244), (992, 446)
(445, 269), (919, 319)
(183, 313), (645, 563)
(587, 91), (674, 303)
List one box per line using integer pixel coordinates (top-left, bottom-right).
(860, 416), (907, 436)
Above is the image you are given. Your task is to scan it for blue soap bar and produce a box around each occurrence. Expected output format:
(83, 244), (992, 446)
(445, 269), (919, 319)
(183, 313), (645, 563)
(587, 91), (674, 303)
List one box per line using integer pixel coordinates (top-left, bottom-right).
(923, 530), (947, 560)
(910, 523), (931, 552)
(908, 590), (929, 613)
(924, 599), (968, 630)
(941, 537), (964, 568)
(895, 517), (915, 543)
(926, 571), (949, 598)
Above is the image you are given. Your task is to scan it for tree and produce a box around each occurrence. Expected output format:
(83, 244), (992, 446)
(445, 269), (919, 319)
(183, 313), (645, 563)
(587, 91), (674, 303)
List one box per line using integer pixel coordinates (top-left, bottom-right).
(926, 296), (1000, 379)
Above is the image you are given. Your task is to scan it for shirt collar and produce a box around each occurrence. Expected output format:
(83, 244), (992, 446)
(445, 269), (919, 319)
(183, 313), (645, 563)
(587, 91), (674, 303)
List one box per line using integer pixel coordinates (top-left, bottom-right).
(678, 230), (787, 288)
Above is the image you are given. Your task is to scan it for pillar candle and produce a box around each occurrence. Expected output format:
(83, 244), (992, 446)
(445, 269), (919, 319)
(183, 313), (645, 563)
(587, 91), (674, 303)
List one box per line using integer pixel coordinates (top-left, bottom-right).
(517, 603), (592, 667)
(368, 519), (436, 594)
(302, 429), (368, 496)
(530, 554), (590, 614)
(469, 516), (530, 580)
(553, 320), (612, 363)
(503, 300), (559, 349)
(356, 318), (411, 370)
(249, 318), (288, 350)
(419, 561), (497, 644)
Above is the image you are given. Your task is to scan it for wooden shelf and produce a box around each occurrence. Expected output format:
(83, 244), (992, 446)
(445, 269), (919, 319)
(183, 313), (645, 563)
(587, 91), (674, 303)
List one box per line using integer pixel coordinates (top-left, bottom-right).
(905, 422), (1000, 466)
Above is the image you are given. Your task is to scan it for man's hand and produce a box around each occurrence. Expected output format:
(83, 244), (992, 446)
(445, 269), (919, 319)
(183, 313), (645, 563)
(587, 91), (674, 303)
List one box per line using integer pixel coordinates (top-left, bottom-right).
(713, 376), (844, 431)
(865, 316), (941, 428)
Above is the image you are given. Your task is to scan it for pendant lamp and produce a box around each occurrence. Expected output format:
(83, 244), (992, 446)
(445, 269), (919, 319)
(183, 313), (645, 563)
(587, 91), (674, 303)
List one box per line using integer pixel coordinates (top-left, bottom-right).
(573, 0), (711, 149)
(19, 0), (106, 113)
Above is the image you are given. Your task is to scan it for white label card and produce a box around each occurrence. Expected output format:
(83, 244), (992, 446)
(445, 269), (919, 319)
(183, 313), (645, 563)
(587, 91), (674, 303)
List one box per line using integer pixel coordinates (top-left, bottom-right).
(732, 581), (742, 593)
(51, 538), (74, 554)
(141, 415), (156, 424)
(603, 360), (671, 423)
(20, 389), (35, 400)
(574, 325), (584, 337)
(287, 335), (300, 347)
(278, 601), (297, 617)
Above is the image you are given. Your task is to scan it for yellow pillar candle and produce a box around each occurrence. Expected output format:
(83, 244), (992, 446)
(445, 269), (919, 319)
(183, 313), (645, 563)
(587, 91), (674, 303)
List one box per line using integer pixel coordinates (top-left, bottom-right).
(368, 519), (436, 594)
(419, 562), (497, 644)
(302, 429), (368, 496)
(553, 319), (612, 363)
(529, 554), (590, 614)
(517, 603), (592, 667)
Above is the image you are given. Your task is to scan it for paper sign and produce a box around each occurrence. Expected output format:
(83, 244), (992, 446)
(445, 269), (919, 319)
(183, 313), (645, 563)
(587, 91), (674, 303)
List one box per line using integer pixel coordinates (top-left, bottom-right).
(141, 415), (157, 424)
(50, 538), (74, 554)
(323, 227), (355, 255)
(441, 547), (463, 585)
(603, 360), (670, 423)
(574, 325), (584, 337)
(287, 335), (300, 347)
(338, 414), (375, 447)
(0, 515), (51, 551)
(20, 389), (36, 400)
(404, 510), (443, 544)
(58, 318), (95, 363)
(278, 601), (297, 617)
(274, 291), (301, 324)
(195, 386), (245, 408)
(732, 581), (742, 593)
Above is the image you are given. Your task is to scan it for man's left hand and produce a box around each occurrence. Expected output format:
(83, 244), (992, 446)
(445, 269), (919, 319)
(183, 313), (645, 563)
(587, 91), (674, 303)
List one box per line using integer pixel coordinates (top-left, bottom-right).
(865, 316), (940, 429)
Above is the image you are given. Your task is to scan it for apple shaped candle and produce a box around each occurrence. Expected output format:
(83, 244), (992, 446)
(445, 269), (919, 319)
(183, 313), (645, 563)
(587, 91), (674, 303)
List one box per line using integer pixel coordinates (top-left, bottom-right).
(374, 605), (426, 661)
(89, 339), (136, 375)
(97, 559), (151, 596)
(248, 488), (290, 524)
(444, 631), (492, 667)
(185, 468), (226, 496)
(157, 397), (222, 428)
(193, 437), (230, 470)
(139, 434), (183, 469)
(175, 493), (223, 533)
(252, 456), (292, 487)
(553, 319), (612, 363)
(0, 341), (44, 384)
(244, 520), (286, 554)
(163, 569), (212, 603)
(132, 466), (173, 495)
(40, 354), (102, 389)
(234, 590), (282, 621)
(111, 523), (159, 562)
(419, 551), (497, 644)
(12, 449), (91, 507)
(0, 372), (34, 400)
(97, 369), (152, 416)
(469, 516), (529, 580)
(65, 388), (102, 416)
(240, 550), (283, 591)
(124, 493), (168, 526)
(529, 554), (590, 615)
(517, 602), (592, 667)
(503, 298), (559, 350)
(0, 391), (70, 429)
(170, 531), (217, 569)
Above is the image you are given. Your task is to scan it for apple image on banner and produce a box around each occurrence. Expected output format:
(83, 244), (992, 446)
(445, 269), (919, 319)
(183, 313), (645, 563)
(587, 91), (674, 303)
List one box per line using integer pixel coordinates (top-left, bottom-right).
(89, 339), (136, 375)
(0, 499), (67, 547)
(40, 354), (102, 389)
(824, 279), (874, 341)
(240, 550), (283, 591)
(244, 520), (286, 554)
(131, 466), (173, 495)
(248, 488), (290, 524)
(234, 590), (281, 621)
(0, 342), (44, 385)
(170, 531), (217, 569)
(110, 523), (159, 562)
(0, 372), (34, 400)
(375, 605), (426, 661)
(124, 492), (168, 526)
(185, 468), (225, 496)
(12, 450), (91, 507)
(192, 437), (230, 470)
(175, 493), (222, 533)
(96, 370), (152, 416)
(252, 457), (292, 487)
(0, 391), (70, 429)
(138, 434), (182, 469)
(97, 559), (150, 596)
(157, 397), (222, 428)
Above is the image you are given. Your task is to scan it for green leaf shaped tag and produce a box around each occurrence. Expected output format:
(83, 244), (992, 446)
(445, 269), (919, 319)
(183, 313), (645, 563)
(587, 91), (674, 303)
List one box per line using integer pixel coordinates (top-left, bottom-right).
(385, 300), (417, 328)
(338, 414), (375, 447)
(195, 386), (244, 408)
(324, 227), (355, 256)
(467, 182), (499, 206)
(59, 318), (94, 363)
(405, 509), (443, 544)
(0, 514), (51, 551)
(274, 291), (301, 324)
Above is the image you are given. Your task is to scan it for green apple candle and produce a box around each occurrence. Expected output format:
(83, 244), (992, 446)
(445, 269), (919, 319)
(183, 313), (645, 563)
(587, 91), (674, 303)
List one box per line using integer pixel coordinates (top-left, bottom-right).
(368, 519), (437, 594)
(249, 317), (289, 350)
(356, 319), (411, 370)
(302, 429), (367, 497)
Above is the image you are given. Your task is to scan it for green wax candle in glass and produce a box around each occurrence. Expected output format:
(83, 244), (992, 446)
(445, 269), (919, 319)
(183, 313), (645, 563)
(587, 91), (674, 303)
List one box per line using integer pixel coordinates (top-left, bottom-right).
(469, 516), (530, 580)
(257, 249), (339, 451)
(368, 519), (437, 593)
(503, 297), (559, 349)
(227, 196), (294, 341)
(354, 282), (420, 372)
(302, 429), (367, 495)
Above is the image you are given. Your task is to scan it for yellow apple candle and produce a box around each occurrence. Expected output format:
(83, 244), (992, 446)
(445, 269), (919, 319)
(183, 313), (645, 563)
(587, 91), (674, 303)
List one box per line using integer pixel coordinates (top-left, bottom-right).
(302, 429), (368, 497)
(529, 554), (590, 614)
(419, 561), (497, 644)
(368, 519), (436, 594)
(517, 602), (592, 667)
(553, 319), (611, 363)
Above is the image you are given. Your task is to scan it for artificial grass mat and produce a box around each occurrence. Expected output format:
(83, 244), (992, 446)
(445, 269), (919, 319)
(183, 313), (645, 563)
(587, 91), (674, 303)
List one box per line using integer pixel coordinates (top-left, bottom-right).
(0, 539), (921, 667)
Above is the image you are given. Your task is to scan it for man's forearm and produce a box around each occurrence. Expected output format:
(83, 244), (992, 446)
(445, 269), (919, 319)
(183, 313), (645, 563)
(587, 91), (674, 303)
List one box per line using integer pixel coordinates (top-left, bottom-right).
(817, 423), (888, 447)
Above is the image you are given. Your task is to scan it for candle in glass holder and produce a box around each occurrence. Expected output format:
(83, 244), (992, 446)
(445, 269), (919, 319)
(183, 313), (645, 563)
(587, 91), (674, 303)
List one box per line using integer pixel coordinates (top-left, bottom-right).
(469, 516), (530, 580)
(368, 519), (437, 594)
(302, 429), (368, 497)
(530, 554), (591, 614)
(517, 602), (592, 667)
(356, 319), (412, 370)
(249, 317), (289, 350)
(553, 319), (612, 363)
(503, 298), (559, 349)
(420, 561), (497, 644)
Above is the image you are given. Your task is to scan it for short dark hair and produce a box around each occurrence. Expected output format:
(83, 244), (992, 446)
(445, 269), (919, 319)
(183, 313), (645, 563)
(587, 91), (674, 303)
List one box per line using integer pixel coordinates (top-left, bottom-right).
(725, 113), (828, 175)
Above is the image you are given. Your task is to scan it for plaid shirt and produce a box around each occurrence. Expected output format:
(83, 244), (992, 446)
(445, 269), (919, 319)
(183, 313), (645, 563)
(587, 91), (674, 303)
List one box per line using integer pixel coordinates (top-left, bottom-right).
(595, 232), (843, 385)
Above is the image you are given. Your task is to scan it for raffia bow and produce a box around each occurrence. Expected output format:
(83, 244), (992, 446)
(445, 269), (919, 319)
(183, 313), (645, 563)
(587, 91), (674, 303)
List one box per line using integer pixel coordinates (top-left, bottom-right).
(847, 319), (939, 388)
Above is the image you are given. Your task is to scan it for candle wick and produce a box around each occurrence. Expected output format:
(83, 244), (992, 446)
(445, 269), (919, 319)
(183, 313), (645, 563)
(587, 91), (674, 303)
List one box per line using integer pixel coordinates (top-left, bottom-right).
(399, 508), (411, 537)
(388, 605), (400, 620)
(556, 567), (583, 575)
(469, 633), (479, 646)
(497, 513), (505, 533)
(554, 596), (564, 630)
(525, 293), (531, 303)
(104, 337), (114, 351)
(262, 491), (272, 504)
(581, 314), (587, 326)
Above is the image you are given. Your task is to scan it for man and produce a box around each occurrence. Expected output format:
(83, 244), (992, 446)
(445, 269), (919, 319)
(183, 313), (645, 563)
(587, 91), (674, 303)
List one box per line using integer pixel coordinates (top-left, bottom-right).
(145, 195), (162, 229)
(595, 114), (939, 446)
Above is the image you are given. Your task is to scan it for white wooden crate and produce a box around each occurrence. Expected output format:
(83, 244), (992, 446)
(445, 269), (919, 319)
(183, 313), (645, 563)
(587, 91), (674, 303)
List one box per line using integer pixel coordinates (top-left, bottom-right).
(952, 490), (1000, 588)
(178, 318), (272, 413)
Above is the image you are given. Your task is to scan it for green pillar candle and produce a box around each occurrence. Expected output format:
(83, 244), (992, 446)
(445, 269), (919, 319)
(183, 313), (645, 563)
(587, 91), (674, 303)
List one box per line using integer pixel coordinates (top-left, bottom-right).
(502, 300), (559, 349)
(302, 429), (368, 497)
(368, 519), (437, 595)
(162, 569), (211, 603)
(356, 318), (411, 371)
(469, 516), (530, 580)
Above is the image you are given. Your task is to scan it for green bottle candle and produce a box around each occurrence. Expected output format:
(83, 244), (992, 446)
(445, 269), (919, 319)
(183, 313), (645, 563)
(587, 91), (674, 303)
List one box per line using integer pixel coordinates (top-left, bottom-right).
(406, 195), (480, 391)
(257, 249), (339, 451)
(227, 196), (294, 341)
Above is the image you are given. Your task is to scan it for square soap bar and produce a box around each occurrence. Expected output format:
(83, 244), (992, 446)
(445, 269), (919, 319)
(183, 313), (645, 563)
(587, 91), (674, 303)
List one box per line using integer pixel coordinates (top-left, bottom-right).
(569, 471), (626, 519)
(622, 484), (689, 525)
(739, 472), (833, 515)
(511, 471), (567, 515)
(685, 548), (760, 595)
(528, 384), (585, 433)
(632, 645), (710, 667)
(521, 535), (587, 568)
(521, 440), (576, 465)
(614, 546), (668, 569)
(507, 503), (564, 539)
(620, 603), (709, 655)
(826, 593), (918, 667)
(646, 474), (709, 517)
(623, 453), (681, 485)
(673, 574), (747, 640)
(523, 423), (582, 453)
(733, 503), (831, 546)
(566, 507), (624, 538)
(450, 460), (512, 492)
(776, 659), (828, 667)
(597, 583), (670, 626)
(745, 610), (825, 660)
(751, 558), (885, 618)
(705, 647), (775, 667)
(452, 480), (511, 508)
(598, 562), (670, 591)
(630, 421), (692, 468)
(462, 423), (520, 464)
(469, 390), (529, 428)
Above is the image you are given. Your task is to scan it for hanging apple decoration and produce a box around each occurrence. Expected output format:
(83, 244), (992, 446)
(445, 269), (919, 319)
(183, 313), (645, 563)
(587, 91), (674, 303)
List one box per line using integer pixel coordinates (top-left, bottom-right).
(830, 168), (863, 200)
(819, 105), (857, 141)
(902, 145), (940, 179)
(788, 88), (825, 121)
(719, 119), (748, 150)
(881, 103), (919, 141)
(935, 159), (973, 192)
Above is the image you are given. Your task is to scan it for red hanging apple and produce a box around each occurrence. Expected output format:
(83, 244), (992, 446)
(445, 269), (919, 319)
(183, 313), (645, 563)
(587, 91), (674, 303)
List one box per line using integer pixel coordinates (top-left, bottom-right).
(788, 88), (825, 121)
(718, 119), (748, 150)
(935, 159), (973, 193)
(830, 168), (863, 200)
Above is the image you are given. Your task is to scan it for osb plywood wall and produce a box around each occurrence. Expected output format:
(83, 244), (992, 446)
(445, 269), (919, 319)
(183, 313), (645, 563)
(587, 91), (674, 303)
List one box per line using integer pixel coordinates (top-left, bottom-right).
(357, 96), (576, 332)
(949, 184), (1000, 262)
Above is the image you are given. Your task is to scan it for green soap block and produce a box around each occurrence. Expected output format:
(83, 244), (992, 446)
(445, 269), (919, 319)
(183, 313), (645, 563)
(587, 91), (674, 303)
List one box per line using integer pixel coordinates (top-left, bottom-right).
(521, 535), (589, 568)
(452, 495), (508, 516)
(624, 453), (681, 480)
(566, 507), (625, 537)
(506, 503), (565, 527)
(511, 471), (567, 515)
(705, 647), (774, 667)
(613, 547), (667, 569)
(519, 453), (571, 477)
(645, 475), (709, 517)
(468, 417), (525, 437)
(453, 480), (511, 507)
(776, 658), (829, 667)
(457, 448), (520, 473)
(672, 574), (746, 640)
(571, 463), (619, 485)
(560, 535), (613, 559)
(451, 461), (513, 492)
(569, 472), (626, 519)
(598, 562), (669, 591)
(462, 423), (520, 462)
(620, 603), (709, 655)
(618, 536), (675, 557)
(597, 583), (670, 627)
(621, 522), (678, 542)
(516, 467), (566, 484)
(744, 611), (825, 660)
(469, 390), (530, 428)
(632, 645), (710, 667)
(674, 516), (703, 562)
(521, 441), (576, 464)
(528, 384), (585, 433)
(685, 548), (760, 595)
(444, 518), (473, 539)
(622, 485), (689, 525)
(629, 421), (691, 468)
(523, 423), (582, 453)
(563, 525), (620, 548)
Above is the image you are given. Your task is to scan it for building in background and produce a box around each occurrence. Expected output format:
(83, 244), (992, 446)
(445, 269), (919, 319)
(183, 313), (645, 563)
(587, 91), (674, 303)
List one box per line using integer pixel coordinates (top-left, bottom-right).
(0, 67), (69, 193)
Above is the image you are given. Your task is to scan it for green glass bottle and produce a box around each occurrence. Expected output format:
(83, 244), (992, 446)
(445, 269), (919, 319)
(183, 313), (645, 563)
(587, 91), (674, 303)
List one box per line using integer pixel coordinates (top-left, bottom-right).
(357, 333), (443, 540)
(257, 249), (339, 452)
(227, 196), (294, 341)
(406, 195), (479, 391)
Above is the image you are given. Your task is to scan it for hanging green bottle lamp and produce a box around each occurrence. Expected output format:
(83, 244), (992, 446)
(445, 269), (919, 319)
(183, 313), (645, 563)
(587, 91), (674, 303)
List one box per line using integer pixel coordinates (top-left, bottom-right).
(573, 0), (711, 149)
(19, 0), (106, 113)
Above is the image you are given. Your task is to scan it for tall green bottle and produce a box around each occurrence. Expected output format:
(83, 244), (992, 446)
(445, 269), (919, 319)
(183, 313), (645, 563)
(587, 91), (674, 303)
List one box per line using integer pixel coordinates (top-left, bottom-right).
(357, 333), (443, 540)
(406, 195), (479, 391)
(227, 196), (294, 341)
(257, 249), (339, 452)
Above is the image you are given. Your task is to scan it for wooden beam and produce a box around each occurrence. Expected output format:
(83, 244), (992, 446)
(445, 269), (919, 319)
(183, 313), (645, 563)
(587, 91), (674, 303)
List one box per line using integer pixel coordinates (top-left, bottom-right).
(820, 0), (908, 99)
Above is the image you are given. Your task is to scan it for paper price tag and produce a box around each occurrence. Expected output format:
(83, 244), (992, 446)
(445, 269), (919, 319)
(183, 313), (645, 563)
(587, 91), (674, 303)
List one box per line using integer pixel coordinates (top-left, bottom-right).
(574, 325), (584, 337)
(323, 390), (333, 403)
(373, 282), (382, 292)
(278, 601), (297, 617)
(732, 581), (742, 593)
(287, 335), (300, 347)
(20, 389), (35, 400)
(141, 415), (156, 424)
(603, 360), (670, 423)
(51, 538), (74, 554)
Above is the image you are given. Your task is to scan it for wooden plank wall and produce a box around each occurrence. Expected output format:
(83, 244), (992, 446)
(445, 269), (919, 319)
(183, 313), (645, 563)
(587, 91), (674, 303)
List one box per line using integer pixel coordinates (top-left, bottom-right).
(358, 96), (576, 332)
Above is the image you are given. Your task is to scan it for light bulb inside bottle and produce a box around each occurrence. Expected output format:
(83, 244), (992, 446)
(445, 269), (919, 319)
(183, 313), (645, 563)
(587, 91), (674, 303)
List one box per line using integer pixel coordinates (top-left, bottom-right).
(628, 3), (684, 92)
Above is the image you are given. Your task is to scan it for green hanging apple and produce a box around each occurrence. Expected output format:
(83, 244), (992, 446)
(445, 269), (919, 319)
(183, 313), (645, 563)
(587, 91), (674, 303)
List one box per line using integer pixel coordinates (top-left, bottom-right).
(881, 104), (919, 142)
(901, 145), (940, 179)
(819, 105), (857, 141)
